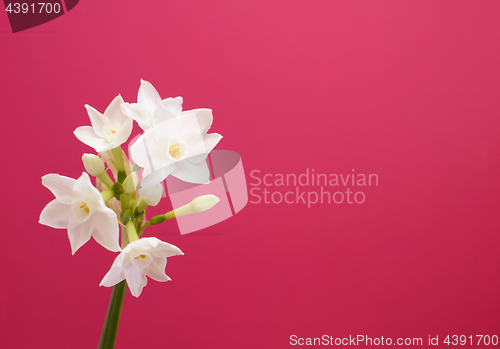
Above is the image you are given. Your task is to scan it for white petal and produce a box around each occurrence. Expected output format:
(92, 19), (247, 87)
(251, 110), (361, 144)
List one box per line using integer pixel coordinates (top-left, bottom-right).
(186, 153), (208, 164)
(186, 133), (222, 164)
(72, 172), (101, 201)
(41, 174), (78, 204)
(114, 118), (133, 147)
(74, 126), (114, 152)
(100, 254), (126, 287)
(140, 164), (175, 188)
(67, 217), (94, 254)
(92, 211), (121, 252)
(171, 160), (211, 184)
(147, 152), (174, 174)
(138, 80), (161, 114)
(124, 266), (148, 297)
(130, 131), (157, 167)
(103, 95), (127, 125)
(203, 133), (223, 152)
(163, 96), (183, 116)
(153, 239), (184, 257)
(184, 108), (213, 134)
(146, 257), (170, 282)
(84, 105), (110, 137)
(121, 103), (153, 131)
(39, 199), (72, 228)
(154, 101), (177, 124)
(178, 110), (205, 142)
(153, 118), (181, 144)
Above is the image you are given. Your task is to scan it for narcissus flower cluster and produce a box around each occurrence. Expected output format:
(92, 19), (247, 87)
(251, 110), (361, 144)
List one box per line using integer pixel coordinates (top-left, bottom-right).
(39, 80), (222, 297)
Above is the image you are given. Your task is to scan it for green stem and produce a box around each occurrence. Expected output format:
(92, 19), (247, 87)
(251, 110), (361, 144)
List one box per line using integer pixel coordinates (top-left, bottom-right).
(97, 172), (114, 189)
(101, 188), (114, 202)
(138, 211), (175, 236)
(164, 211), (176, 220)
(120, 193), (128, 219)
(98, 280), (127, 349)
(138, 222), (150, 237)
(124, 211), (139, 242)
(111, 147), (126, 183)
(135, 197), (148, 213)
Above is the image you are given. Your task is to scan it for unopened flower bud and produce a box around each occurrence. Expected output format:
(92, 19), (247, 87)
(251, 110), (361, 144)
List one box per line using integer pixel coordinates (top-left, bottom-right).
(111, 182), (124, 199)
(82, 154), (105, 176)
(149, 215), (167, 225)
(123, 172), (138, 195)
(138, 183), (163, 207)
(173, 195), (220, 217)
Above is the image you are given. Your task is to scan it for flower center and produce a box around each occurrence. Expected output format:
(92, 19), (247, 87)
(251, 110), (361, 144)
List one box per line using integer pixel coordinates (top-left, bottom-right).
(169, 144), (181, 158)
(130, 251), (153, 269)
(103, 123), (121, 143)
(71, 198), (95, 223)
(165, 138), (189, 161)
(80, 203), (90, 214)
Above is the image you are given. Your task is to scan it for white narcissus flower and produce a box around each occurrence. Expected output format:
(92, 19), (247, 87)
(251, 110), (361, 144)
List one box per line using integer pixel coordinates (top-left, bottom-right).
(130, 108), (222, 187)
(120, 79), (183, 131)
(39, 172), (121, 254)
(74, 95), (133, 152)
(100, 237), (183, 297)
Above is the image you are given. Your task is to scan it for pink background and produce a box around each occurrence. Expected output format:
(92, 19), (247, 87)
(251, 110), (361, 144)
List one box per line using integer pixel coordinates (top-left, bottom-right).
(1, 1), (499, 348)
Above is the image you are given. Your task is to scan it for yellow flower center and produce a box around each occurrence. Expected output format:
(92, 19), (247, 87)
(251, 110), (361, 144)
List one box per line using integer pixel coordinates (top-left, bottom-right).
(169, 143), (181, 158)
(80, 203), (90, 213)
(103, 123), (121, 143)
(134, 254), (146, 259)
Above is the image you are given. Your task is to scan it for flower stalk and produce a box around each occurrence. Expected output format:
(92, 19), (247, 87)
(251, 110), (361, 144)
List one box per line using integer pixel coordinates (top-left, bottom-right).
(123, 210), (139, 242)
(41, 80), (225, 348)
(98, 280), (127, 349)
(101, 188), (115, 202)
(135, 198), (148, 214)
(111, 147), (126, 183)
(98, 172), (115, 189)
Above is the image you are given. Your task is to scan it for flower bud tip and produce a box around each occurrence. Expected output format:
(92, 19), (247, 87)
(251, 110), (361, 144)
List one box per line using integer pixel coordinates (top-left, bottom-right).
(82, 153), (105, 176)
(190, 195), (220, 213)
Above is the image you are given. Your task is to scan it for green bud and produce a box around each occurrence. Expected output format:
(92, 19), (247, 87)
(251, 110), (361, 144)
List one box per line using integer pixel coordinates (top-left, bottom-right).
(112, 182), (124, 199)
(117, 170), (126, 183)
(149, 215), (167, 225)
